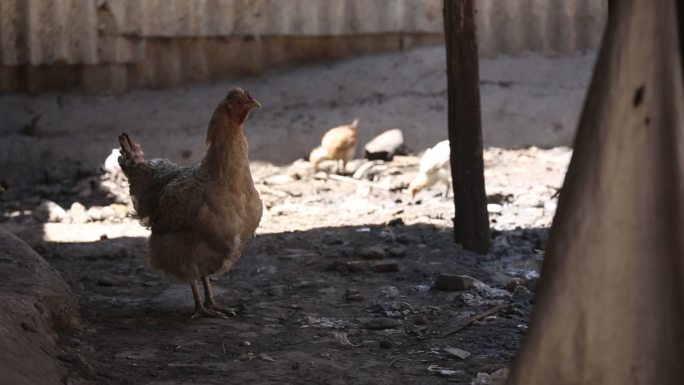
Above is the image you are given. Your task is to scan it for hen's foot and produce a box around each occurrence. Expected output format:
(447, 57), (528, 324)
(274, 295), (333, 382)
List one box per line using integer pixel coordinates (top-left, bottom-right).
(190, 304), (230, 320)
(203, 302), (239, 317)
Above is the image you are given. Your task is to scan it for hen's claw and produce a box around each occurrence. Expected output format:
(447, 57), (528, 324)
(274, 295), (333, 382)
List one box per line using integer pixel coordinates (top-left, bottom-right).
(190, 304), (230, 320)
(204, 303), (237, 317)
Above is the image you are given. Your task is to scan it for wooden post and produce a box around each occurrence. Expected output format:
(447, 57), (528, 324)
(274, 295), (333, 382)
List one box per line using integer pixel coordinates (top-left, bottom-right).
(444, 0), (491, 254)
(678, 0), (684, 72)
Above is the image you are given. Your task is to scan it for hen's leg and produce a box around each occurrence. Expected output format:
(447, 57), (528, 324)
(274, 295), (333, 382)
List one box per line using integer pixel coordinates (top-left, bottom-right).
(201, 276), (237, 317)
(190, 280), (229, 319)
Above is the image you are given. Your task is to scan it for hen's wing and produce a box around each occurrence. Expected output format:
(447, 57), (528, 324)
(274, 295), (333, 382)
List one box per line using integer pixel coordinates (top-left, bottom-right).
(124, 159), (184, 224)
(419, 140), (451, 174)
(152, 169), (235, 252)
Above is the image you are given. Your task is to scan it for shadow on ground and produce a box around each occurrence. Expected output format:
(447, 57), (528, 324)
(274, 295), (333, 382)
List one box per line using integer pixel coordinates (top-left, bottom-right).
(35, 222), (545, 385)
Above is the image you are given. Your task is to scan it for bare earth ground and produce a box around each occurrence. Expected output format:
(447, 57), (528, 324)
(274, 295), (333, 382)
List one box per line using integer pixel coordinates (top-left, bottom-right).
(0, 147), (570, 385)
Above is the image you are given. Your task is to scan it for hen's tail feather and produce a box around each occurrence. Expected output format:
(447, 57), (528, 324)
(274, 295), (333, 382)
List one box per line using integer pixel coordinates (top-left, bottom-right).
(118, 133), (145, 172)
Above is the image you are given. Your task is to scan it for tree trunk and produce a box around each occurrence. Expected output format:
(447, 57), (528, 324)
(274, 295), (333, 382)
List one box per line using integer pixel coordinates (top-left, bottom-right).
(443, 0), (490, 254)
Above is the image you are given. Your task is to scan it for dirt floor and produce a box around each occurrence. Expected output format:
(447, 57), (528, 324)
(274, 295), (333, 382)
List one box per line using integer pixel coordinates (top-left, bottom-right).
(0, 146), (570, 385)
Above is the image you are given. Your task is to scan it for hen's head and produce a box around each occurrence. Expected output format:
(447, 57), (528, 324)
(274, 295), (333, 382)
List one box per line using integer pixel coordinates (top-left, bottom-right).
(407, 174), (428, 198)
(222, 87), (261, 125)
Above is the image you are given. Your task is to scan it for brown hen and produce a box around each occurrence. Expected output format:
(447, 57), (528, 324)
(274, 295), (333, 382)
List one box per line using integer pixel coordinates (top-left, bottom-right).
(309, 118), (359, 174)
(118, 88), (263, 319)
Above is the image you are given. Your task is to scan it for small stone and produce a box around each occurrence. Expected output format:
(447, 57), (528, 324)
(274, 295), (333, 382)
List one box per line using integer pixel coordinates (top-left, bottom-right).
(506, 277), (525, 292)
(512, 285), (532, 308)
(345, 288), (365, 302)
(364, 128), (407, 161)
(378, 228), (396, 241)
(380, 286), (400, 298)
(87, 206), (104, 221)
(435, 274), (475, 291)
(365, 317), (402, 330)
(35, 200), (67, 222)
(360, 246), (386, 260)
(372, 260), (399, 273)
(258, 353), (276, 362)
(413, 314), (428, 325)
(443, 347), (470, 360)
(109, 203), (129, 218)
(487, 203), (503, 214)
(379, 340), (393, 349)
(346, 261), (367, 273)
(68, 202), (89, 223)
(387, 245), (407, 258)
(456, 292), (484, 307)
(473, 368), (509, 385)
(544, 200), (558, 213)
(396, 233), (418, 244)
(96, 278), (121, 287)
(386, 217), (404, 227)
(265, 174), (295, 185)
(101, 205), (116, 218)
(292, 280), (311, 289)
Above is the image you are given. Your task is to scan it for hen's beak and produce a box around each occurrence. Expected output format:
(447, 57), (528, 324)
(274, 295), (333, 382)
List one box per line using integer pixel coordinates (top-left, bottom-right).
(246, 92), (261, 109)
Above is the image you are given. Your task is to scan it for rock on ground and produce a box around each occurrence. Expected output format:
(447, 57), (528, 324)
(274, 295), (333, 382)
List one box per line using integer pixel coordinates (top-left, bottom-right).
(0, 228), (78, 385)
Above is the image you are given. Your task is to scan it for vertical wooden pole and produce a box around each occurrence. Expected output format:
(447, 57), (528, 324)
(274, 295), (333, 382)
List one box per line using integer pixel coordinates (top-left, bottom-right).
(678, 0), (684, 73)
(444, 0), (491, 253)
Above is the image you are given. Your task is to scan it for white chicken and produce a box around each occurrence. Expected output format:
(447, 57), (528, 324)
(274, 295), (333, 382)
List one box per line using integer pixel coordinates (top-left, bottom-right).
(408, 140), (451, 198)
(103, 149), (122, 174)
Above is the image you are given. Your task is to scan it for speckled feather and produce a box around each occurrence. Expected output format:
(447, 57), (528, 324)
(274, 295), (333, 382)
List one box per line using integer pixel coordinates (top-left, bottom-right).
(118, 89), (263, 283)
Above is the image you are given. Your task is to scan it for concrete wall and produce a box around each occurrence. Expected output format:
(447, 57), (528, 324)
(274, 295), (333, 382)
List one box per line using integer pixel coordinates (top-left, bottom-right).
(0, 47), (597, 183)
(0, 0), (607, 92)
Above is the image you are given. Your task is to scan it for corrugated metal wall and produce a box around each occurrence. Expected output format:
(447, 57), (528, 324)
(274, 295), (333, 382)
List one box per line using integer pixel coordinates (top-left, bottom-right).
(0, 0), (607, 92)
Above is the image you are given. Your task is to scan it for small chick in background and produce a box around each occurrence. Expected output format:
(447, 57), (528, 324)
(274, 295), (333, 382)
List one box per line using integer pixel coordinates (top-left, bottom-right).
(408, 140), (451, 198)
(103, 149), (122, 174)
(309, 118), (359, 174)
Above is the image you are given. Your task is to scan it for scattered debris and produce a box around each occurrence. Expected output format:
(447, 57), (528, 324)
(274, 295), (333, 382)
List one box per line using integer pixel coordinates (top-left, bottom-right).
(365, 317), (402, 330)
(512, 285), (532, 309)
(345, 260), (367, 273)
(435, 274), (475, 291)
(427, 364), (464, 377)
(364, 129), (408, 161)
(258, 353), (276, 362)
(412, 314), (428, 325)
(35, 200), (67, 222)
(442, 303), (512, 337)
(443, 347), (471, 360)
(372, 260), (399, 273)
(506, 277), (525, 292)
(360, 246), (387, 260)
(387, 245), (407, 258)
(331, 332), (359, 347)
(487, 203), (503, 214)
(345, 288), (365, 302)
(471, 368), (509, 385)
(68, 202), (89, 224)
